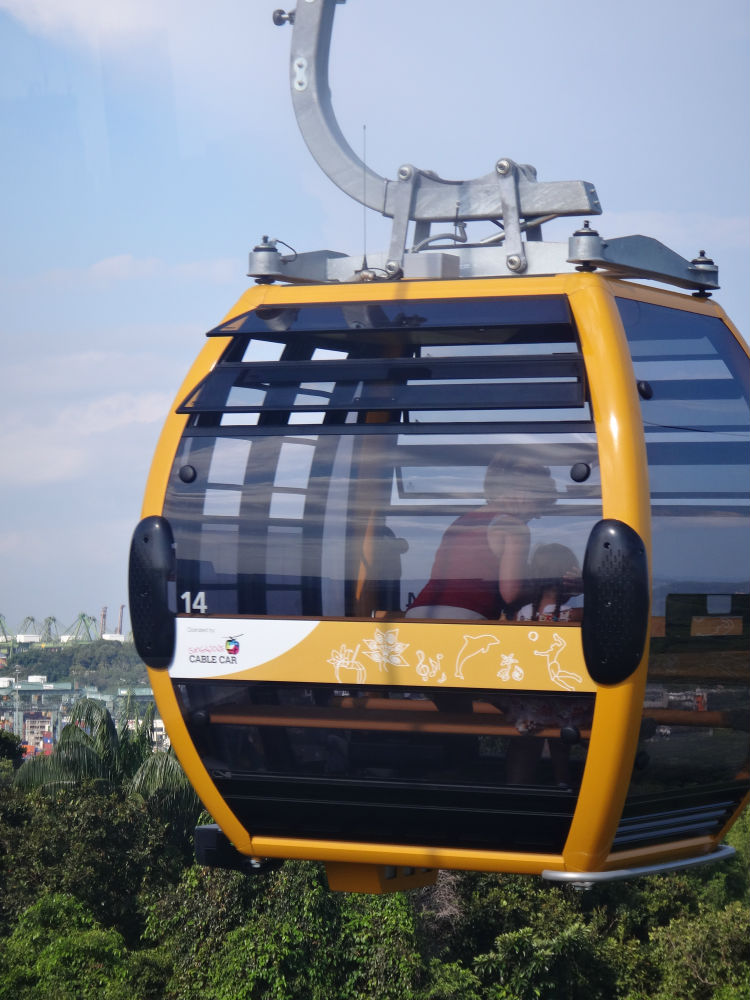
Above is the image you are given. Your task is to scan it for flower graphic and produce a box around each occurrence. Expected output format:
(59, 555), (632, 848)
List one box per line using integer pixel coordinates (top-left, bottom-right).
(362, 628), (409, 670)
(497, 652), (524, 683)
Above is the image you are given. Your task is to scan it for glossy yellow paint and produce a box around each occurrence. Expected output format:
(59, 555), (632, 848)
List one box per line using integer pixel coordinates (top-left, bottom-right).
(716, 788), (750, 845)
(220, 273), (578, 313)
(147, 668), (253, 856)
(569, 281), (749, 870)
(325, 863), (437, 894)
(138, 271), (744, 883)
(248, 833), (566, 876)
(563, 276), (652, 871)
(152, 648), (572, 878)
(170, 617), (594, 693)
(139, 273), (616, 878)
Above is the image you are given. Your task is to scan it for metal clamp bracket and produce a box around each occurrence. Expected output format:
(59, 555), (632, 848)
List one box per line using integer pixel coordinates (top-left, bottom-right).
(278, 0), (601, 276)
(265, 2), (719, 292)
(568, 224), (719, 291)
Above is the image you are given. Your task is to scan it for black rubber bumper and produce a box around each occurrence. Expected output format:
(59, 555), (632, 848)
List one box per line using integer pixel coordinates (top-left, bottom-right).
(582, 519), (649, 685)
(128, 515), (176, 669)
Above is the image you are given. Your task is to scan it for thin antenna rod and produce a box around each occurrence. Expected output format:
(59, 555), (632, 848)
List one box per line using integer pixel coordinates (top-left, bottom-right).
(361, 124), (368, 268)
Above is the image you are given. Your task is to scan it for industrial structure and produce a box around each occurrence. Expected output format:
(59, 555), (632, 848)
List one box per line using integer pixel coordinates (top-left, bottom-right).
(0, 605), (130, 657)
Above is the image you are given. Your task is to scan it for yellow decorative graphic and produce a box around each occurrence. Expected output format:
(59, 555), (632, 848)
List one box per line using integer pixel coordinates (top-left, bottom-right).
(328, 643), (367, 684)
(179, 618), (595, 693)
(362, 628), (410, 671)
(415, 650), (446, 684)
(497, 653), (524, 683)
(533, 632), (583, 691)
(455, 634), (500, 679)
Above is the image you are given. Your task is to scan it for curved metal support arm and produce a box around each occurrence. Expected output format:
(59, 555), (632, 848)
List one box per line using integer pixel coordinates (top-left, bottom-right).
(286, 0), (602, 230)
(289, 0), (388, 215)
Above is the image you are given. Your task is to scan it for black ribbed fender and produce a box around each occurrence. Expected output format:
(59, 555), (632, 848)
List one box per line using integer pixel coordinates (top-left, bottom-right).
(582, 519), (649, 685)
(128, 516), (176, 669)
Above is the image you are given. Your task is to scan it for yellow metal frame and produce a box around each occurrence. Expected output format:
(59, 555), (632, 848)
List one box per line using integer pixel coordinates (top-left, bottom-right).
(141, 273), (746, 886)
(562, 276), (652, 871)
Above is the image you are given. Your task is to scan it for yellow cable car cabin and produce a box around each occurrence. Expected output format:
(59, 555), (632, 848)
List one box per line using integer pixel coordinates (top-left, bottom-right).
(129, 1), (749, 891)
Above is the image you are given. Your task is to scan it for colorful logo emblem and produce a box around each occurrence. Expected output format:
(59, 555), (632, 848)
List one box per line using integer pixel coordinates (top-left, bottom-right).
(225, 637), (240, 655)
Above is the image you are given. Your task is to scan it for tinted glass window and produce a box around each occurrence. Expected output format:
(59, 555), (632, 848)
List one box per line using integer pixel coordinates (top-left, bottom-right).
(618, 299), (749, 821)
(176, 679), (594, 851)
(166, 297), (601, 622)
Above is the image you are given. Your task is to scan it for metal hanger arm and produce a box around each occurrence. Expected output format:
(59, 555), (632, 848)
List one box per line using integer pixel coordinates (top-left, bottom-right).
(285, 0), (601, 226)
(288, 0), (389, 215)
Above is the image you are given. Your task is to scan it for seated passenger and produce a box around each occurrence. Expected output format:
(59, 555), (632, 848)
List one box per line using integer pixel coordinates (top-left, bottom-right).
(516, 543), (583, 623)
(406, 455), (555, 620)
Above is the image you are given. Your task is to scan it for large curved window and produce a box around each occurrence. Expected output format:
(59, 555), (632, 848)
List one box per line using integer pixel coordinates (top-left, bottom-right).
(618, 298), (750, 842)
(165, 296), (601, 622)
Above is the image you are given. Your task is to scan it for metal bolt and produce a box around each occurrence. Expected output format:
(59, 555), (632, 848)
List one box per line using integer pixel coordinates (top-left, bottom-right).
(272, 9), (295, 26)
(506, 254), (523, 272)
(573, 219), (599, 238)
(496, 158), (511, 176)
(691, 249), (715, 268)
(293, 57), (308, 91)
(397, 165), (413, 181)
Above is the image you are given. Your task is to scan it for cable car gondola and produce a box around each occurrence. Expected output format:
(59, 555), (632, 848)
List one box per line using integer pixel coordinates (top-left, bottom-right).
(129, 0), (749, 892)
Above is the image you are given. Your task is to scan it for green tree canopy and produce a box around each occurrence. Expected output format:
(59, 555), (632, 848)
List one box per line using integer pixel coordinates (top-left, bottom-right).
(0, 893), (170, 1000)
(0, 729), (23, 769)
(14, 698), (197, 818)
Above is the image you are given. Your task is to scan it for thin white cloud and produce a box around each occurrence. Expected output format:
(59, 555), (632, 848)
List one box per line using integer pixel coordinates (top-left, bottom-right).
(0, 0), (167, 49)
(5, 433), (87, 485)
(57, 391), (170, 436)
(2, 347), (174, 486)
(2, 350), (180, 401)
(38, 254), (238, 289)
(0, 0), (290, 158)
(88, 254), (162, 282)
(4, 390), (171, 487)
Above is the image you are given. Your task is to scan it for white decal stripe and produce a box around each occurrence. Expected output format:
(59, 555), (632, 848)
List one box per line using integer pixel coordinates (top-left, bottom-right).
(170, 618), (320, 678)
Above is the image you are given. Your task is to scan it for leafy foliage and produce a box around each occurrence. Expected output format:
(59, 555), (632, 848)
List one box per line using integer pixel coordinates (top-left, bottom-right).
(9, 639), (147, 690)
(0, 729), (747, 999)
(0, 783), (187, 945)
(648, 900), (750, 1000)
(0, 729), (23, 769)
(0, 893), (170, 1000)
(14, 698), (200, 833)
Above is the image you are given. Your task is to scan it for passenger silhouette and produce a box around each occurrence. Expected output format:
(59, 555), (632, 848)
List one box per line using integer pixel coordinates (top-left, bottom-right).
(406, 455), (556, 620)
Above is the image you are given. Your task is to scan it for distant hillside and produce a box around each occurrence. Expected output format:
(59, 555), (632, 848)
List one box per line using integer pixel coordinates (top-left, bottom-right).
(7, 640), (148, 691)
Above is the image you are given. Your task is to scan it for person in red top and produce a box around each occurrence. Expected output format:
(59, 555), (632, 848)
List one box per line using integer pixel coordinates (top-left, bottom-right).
(406, 455), (556, 620)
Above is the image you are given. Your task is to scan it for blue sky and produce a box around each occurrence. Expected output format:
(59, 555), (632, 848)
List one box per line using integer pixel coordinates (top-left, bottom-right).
(0, 0), (748, 636)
